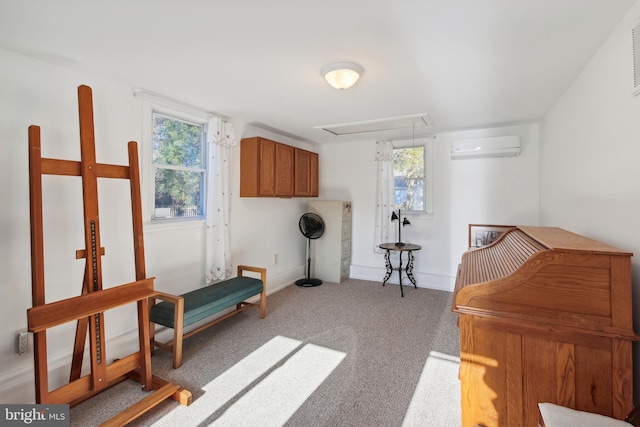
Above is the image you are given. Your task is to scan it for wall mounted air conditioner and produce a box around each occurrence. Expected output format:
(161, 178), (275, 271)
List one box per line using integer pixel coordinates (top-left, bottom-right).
(450, 135), (520, 159)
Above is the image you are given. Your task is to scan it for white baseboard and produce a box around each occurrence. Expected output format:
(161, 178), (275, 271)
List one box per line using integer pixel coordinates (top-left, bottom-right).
(349, 264), (455, 292)
(0, 367), (34, 404)
(0, 266), (304, 404)
(266, 265), (304, 295)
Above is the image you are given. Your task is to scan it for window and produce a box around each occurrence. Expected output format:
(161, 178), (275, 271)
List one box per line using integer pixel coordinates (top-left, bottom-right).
(393, 145), (424, 211)
(151, 112), (206, 220)
(392, 138), (434, 216)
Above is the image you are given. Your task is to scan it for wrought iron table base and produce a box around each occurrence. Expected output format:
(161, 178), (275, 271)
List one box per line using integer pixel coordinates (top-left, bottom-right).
(380, 243), (420, 297)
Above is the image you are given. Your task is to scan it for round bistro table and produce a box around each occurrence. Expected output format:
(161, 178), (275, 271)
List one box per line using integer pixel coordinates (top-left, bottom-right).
(378, 242), (422, 297)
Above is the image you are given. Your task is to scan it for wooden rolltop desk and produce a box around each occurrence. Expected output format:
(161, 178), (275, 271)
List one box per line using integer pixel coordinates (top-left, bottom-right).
(452, 225), (637, 427)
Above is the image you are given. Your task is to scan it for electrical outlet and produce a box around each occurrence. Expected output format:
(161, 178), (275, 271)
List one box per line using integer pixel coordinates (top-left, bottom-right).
(18, 332), (30, 355)
(273, 253), (279, 265)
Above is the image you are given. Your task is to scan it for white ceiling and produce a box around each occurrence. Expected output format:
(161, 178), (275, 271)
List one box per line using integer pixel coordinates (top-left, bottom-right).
(1, 0), (636, 144)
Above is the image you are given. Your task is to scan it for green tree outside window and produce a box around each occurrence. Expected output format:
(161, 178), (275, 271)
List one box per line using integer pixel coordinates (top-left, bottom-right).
(153, 114), (205, 218)
(393, 146), (425, 211)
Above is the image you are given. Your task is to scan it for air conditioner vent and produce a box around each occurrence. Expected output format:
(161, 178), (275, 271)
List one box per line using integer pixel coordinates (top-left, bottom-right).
(451, 135), (521, 160)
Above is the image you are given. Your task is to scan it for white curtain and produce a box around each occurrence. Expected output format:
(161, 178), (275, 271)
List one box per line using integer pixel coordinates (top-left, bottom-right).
(205, 117), (237, 283)
(374, 140), (395, 253)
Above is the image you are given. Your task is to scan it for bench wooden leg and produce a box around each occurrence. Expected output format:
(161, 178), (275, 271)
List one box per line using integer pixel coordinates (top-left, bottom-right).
(238, 265), (268, 319)
(259, 289), (266, 319)
(150, 292), (186, 368)
(173, 297), (184, 369)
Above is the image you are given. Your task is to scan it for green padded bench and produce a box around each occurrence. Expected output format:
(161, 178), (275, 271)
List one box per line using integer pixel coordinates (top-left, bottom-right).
(149, 265), (266, 368)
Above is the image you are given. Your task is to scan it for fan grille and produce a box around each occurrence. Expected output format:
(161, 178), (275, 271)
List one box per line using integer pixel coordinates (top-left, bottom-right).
(299, 213), (324, 239)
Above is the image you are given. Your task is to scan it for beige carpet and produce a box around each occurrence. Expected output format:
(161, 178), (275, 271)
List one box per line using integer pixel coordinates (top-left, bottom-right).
(70, 279), (461, 426)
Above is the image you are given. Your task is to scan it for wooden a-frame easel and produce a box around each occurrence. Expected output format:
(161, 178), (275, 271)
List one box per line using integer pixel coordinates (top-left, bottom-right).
(27, 85), (191, 426)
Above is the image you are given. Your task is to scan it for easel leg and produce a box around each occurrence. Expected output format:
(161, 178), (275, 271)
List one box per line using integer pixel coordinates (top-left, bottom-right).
(137, 299), (153, 391)
(28, 125), (50, 403)
(71, 267), (90, 381)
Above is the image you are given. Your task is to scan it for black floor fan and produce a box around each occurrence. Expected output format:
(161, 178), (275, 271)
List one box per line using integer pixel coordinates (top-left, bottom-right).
(296, 212), (325, 287)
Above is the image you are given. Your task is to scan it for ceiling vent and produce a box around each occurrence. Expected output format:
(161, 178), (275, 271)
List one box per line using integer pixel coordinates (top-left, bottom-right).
(315, 113), (433, 136)
(451, 135), (521, 160)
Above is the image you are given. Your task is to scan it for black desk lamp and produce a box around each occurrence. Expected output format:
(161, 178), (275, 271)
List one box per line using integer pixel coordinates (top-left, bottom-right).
(391, 209), (411, 246)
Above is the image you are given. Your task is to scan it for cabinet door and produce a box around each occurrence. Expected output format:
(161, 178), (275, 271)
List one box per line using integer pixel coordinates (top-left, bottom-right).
(275, 143), (294, 197)
(294, 149), (311, 196)
(310, 152), (319, 197)
(258, 138), (276, 196)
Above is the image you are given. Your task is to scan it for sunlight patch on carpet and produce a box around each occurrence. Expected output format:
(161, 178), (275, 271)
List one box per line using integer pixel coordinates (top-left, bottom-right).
(401, 351), (461, 427)
(209, 343), (346, 427)
(153, 335), (301, 426)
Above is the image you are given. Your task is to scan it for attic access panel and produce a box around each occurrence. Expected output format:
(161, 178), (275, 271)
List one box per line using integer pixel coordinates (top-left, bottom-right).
(315, 114), (434, 136)
(633, 21), (640, 96)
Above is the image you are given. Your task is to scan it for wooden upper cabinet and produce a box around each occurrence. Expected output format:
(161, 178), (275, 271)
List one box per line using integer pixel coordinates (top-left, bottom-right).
(240, 137), (318, 198)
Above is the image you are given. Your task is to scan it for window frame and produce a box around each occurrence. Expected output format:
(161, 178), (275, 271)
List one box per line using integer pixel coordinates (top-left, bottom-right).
(140, 93), (211, 224)
(391, 137), (434, 218)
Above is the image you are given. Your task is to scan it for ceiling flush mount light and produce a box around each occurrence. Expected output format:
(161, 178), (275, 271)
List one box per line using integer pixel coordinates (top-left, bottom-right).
(321, 62), (364, 90)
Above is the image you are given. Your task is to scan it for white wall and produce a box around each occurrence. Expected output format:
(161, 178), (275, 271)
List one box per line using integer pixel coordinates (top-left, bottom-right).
(317, 123), (540, 291)
(540, 0), (640, 397)
(0, 48), (311, 403)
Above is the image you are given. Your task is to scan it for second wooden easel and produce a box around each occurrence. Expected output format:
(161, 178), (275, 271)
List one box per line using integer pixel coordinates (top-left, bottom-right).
(27, 85), (191, 425)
